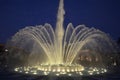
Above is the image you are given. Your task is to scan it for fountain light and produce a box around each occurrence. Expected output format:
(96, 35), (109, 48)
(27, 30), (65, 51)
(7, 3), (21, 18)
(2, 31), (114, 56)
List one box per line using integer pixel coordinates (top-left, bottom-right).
(56, 73), (60, 76)
(19, 70), (22, 73)
(25, 71), (28, 74)
(67, 68), (70, 72)
(33, 72), (37, 75)
(104, 69), (107, 72)
(44, 72), (48, 75)
(68, 73), (72, 76)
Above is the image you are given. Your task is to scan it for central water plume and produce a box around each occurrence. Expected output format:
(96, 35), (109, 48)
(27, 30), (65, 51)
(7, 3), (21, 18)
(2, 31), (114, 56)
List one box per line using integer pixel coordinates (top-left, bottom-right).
(55, 0), (65, 64)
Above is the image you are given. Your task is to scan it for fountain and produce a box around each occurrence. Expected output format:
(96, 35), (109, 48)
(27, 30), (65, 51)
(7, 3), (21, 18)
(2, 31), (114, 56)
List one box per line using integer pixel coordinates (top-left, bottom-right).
(5, 0), (118, 77)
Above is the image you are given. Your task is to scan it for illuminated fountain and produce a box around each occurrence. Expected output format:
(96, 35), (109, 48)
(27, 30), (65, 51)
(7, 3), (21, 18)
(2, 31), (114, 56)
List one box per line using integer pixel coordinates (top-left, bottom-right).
(6, 0), (118, 76)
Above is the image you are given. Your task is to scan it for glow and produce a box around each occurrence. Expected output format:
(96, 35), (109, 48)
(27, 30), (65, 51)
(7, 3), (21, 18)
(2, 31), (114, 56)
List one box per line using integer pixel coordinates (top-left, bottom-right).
(33, 71), (37, 75)
(44, 72), (48, 75)
(45, 68), (47, 71)
(25, 71), (28, 74)
(53, 69), (56, 72)
(89, 72), (93, 75)
(62, 69), (65, 72)
(19, 70), (22, 73)
(75, 68), (77, 71)
(68, 74), (72, 76)
(101, 71), (104, 73)
(5, 49), (8, 52)
(48, 68), (51, 71)
(104, 69), (107, 72)
(67, 69), (70, 72)
(56, 74), (60, 76)
(113, 62), (117, 66)
(97, 72), (100, 74)
(37, 67), (41, 70)
(57, 68), (61, 72)
(14, 66), (108, 76)
(79, 72), (83, 75)
(60, 72), (66, 74)
(71, 69), (74, 72)
(14, 68), (18, 71)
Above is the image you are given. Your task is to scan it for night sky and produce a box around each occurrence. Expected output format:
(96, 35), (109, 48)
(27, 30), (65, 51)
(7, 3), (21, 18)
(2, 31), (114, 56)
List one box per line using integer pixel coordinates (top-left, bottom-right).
(0, 0), (120, 43)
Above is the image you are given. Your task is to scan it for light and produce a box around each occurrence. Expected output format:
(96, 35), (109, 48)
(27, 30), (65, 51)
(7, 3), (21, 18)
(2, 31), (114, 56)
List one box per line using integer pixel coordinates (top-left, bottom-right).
(71, 69), (74, 72)
(68, 74), (72, 76)
(81, 67), (84, 71)
(89, 72), (93, 75)
(79, 72), (83, 75)
(30, 70), (34, 72)
(45, 68), (47, 71)
(53, 69), (56, 72)
(14, 68), (18, 71)
(60, 72), (66, 74)
(101, 71), (104, 73)
(5, 49), (8, 52)
(25, 71), (28, 74)
(19, 70), (22, 73)
(44, 72), (48, 75)
(37, 67), (41, 70)
(13, 64), (107, 76)
(48, 68), (51, 71)
(104, 69), (107, 72)
(57, 68), (61, 72)
(67, 69), (70, 72)
(75, 68), (77, 71)
(97, 72), (100, 74)
(113, 62), (117, 66)
(93, 69), (96, 71)
(62, 69), (65, 72)
(56, 73), (60, 76)
(33, 72), (37, 75)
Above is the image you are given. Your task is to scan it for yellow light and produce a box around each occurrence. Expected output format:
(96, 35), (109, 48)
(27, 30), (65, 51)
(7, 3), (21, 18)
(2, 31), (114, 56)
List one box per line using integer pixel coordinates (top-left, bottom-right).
(45, 68), (47, 71)
(67, 69), (70, 72)
(89, 72), (93, 75)
(56, 74), (60, 76)
(101, 71), (104, 73)
(30, 70), (33, 72)
(37, 67), (41, 70)
(14, 68), (18, 71)
(41, 68), (44, 70)
(25, 71), (28, 74)
(75, 68), (77, 71)
(81, 67), (84, 71)
(62, 69), (65, 72)
(71, 69), (74, 72)
(53, 69), (56, 72)
(48, 68), (51, 71)
(60, 72), (66, 74)
(57, 68), (61, 72)
(93, 69), (96, 71)
(68, 74), (72, 76)
(79, 72), (83, 75)
(33, 72), (37, 75)
(97, 72), (100, 74)
(104, 69), (107, 72)
(44, 72), (48, 75)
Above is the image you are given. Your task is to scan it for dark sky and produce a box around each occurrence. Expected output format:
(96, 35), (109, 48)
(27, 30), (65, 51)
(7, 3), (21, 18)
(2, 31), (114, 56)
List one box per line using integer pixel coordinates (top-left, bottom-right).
(0, 0), (120, 43)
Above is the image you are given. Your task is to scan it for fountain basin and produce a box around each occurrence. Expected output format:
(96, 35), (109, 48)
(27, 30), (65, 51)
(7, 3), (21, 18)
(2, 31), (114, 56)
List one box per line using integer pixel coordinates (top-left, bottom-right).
(14, 64), (107, 76)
